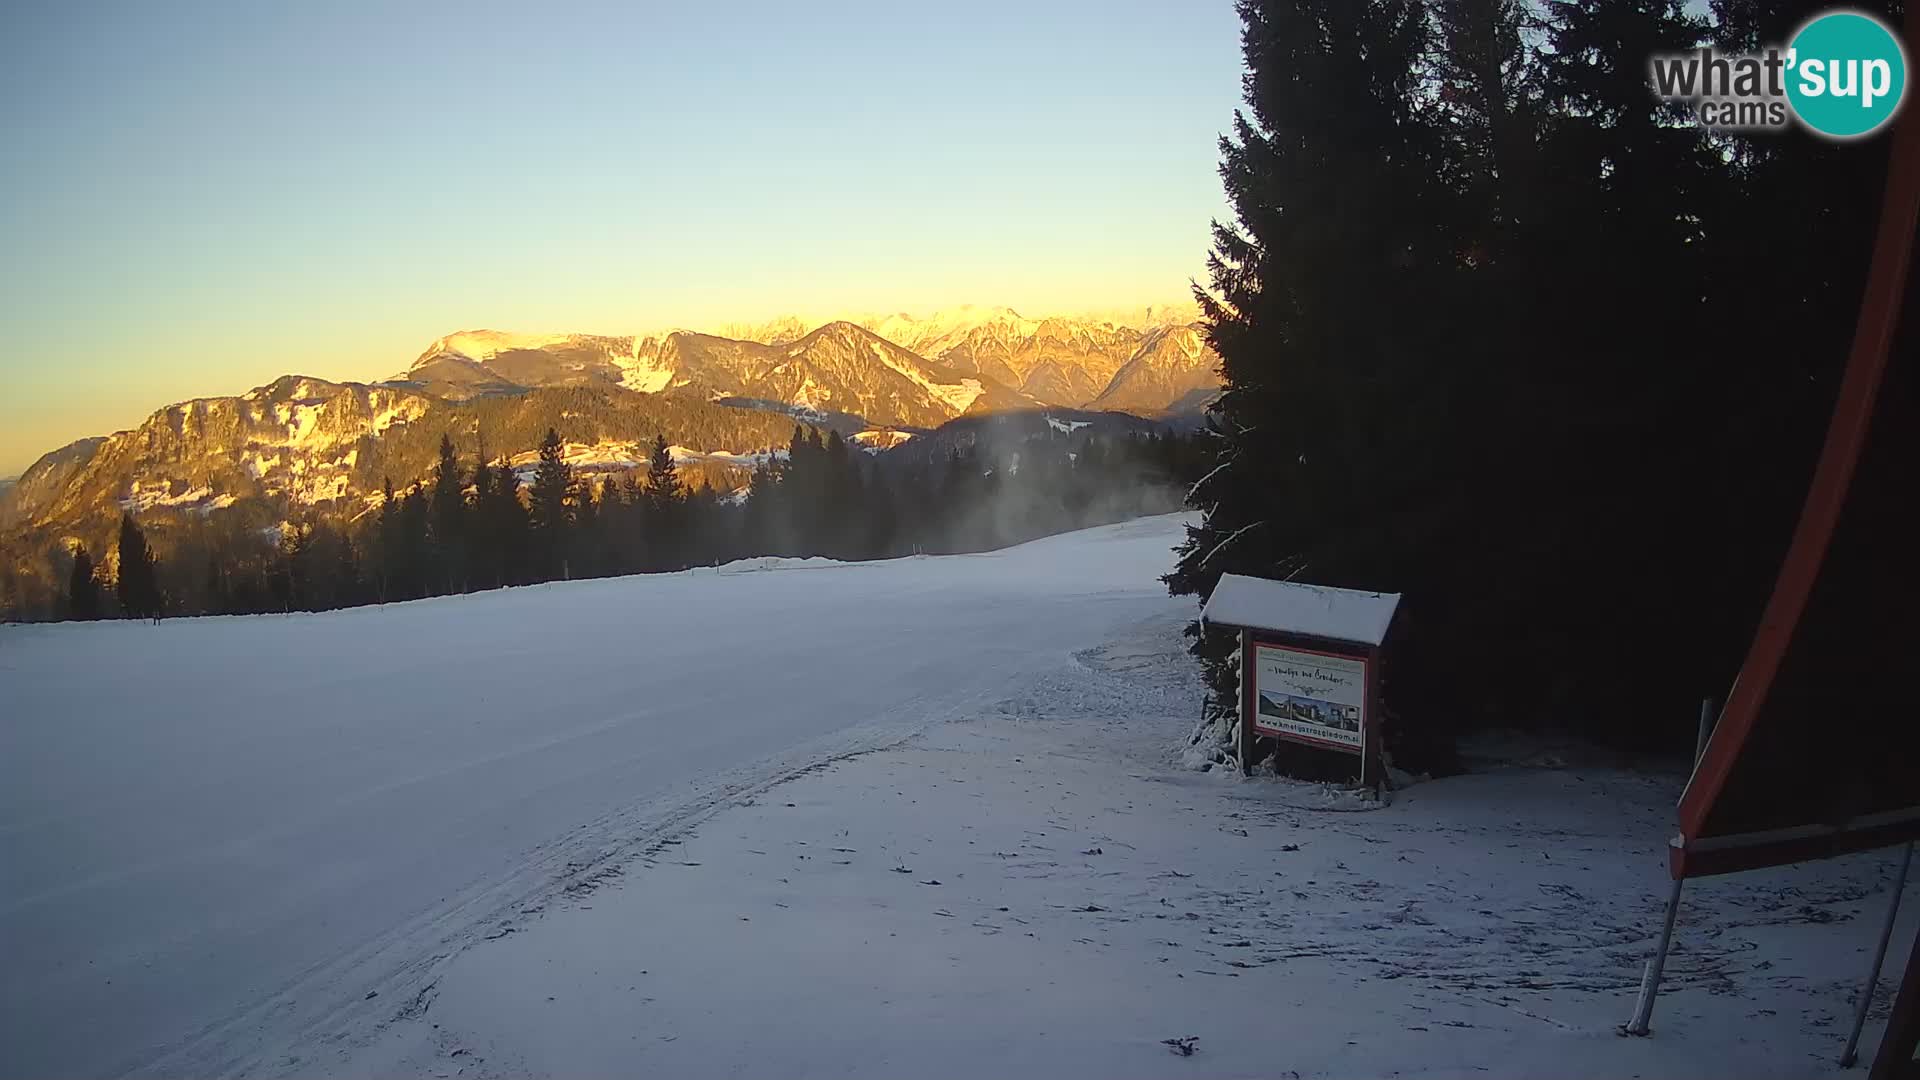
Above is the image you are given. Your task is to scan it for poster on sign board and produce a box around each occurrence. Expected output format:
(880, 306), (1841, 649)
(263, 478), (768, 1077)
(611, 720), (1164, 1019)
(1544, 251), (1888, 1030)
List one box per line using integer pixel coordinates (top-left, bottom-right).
(1250, 643), (1366, 755)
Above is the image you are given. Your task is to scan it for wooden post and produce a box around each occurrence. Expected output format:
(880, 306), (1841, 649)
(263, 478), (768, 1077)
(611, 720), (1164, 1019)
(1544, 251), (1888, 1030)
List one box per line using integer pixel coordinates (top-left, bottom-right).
(1364, 644), (1384, 795)
(1238, 628), (1253, 776)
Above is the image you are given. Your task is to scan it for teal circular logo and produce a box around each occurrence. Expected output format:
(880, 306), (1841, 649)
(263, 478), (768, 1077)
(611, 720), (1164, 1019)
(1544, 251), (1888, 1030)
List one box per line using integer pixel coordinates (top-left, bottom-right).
(1786, 10), (1908, 139)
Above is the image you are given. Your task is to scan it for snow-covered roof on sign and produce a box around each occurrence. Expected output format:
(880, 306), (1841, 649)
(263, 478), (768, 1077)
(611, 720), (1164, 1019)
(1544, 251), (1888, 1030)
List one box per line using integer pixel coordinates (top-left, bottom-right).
(1201, 573), (1401, 646)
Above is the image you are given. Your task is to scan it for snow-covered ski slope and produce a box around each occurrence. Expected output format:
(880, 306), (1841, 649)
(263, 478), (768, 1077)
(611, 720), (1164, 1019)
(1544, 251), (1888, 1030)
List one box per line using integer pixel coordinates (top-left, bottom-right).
(0, 514), (1196, 1078)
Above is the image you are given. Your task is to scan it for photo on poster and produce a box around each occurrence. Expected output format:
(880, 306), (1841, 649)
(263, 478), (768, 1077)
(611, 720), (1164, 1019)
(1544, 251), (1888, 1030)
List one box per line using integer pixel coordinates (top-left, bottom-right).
(1251, 644), (1366, 752)
(1257, 690), (1359, 732)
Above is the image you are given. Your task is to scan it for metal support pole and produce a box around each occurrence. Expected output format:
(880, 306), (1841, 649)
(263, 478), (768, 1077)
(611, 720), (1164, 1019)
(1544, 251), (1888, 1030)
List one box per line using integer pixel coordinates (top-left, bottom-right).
(1842, 842), (1915, 1067)
(1693, 698), (1714, 765)
(1625, 877), (1685, 1036)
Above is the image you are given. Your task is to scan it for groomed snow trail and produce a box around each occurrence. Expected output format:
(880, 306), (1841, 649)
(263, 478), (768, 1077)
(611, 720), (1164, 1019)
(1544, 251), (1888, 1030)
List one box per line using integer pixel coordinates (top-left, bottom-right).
(0, 514), (1195, 1079)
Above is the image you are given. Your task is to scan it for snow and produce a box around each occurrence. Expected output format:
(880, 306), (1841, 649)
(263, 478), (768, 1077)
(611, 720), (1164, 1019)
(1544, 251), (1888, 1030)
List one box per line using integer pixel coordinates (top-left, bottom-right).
(498, 441), (775, 476)
(369, 395), (425, 434)
(792, 373), (827, 411)
(121, 482), (220, 513)
(860, 305), (1045, 362)
(678, 446), (780, 468)
(866, 339), (986, 414)
(619, 365), (674, 393)
(614, 349), (676, 394)
(280, 401), (324, 446)
(243, 451), (281, 479)
(506, 439), (644, 471)
(2, 512), (1911, 1078)
(419, 330), (580, 364)
(1046, 415), (1092, 435)
(850, 429), (915, 451)
(0, 515), (1196, 1078)
(345, 613), (1911, 1080)
(1202, 572), (1402, 646)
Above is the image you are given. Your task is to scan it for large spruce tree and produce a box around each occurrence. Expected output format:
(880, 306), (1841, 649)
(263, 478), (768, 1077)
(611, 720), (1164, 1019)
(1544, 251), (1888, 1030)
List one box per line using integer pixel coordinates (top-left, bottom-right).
(1166, 0), (1444, 773)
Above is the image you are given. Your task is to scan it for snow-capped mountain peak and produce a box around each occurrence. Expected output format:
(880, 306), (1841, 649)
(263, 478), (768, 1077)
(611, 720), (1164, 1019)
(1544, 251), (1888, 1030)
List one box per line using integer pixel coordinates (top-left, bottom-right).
(387, 306), (1219, 422)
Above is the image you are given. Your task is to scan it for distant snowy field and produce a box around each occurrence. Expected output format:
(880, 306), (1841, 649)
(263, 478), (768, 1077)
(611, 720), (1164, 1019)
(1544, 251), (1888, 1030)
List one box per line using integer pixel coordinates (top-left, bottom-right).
(3, 512), (1912, 1078)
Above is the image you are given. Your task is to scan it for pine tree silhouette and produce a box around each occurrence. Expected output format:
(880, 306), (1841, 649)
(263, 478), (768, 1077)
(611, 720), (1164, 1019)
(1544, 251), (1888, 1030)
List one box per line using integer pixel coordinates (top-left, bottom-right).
(67, 545), (100, 621)
(530, 429), (572, 578)
(116, 513), (161, 620)
(644, 434), (685, 570)
(428, 434), (467, 595)
(493, 459), (531, 585)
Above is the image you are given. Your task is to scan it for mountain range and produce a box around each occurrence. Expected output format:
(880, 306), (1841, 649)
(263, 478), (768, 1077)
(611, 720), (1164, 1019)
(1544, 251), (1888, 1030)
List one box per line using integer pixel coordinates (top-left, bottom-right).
(0, 307), (1220, 534)
(392, 305), (1217, 422)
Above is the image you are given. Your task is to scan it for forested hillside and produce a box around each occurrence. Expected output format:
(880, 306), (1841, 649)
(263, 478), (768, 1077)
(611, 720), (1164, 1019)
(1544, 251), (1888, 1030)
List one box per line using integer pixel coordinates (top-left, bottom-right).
(5, 419), (1207, 621)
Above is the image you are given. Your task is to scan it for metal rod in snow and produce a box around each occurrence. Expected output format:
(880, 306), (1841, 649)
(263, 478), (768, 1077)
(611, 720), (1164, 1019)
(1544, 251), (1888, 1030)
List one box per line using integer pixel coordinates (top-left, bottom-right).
(1625, 877), (1685, 1036)
(1841, 842), (1915, 1067)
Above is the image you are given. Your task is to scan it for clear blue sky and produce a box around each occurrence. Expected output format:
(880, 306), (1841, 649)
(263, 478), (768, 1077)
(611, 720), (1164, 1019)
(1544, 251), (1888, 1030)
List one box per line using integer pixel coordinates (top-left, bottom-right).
(0, 0), (1243, 477)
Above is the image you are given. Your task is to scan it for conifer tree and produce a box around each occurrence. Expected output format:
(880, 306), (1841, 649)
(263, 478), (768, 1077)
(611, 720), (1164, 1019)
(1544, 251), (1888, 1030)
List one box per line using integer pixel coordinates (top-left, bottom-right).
(865, 471), (899, 559)
(644, 434), (685, 569)
(428, 433), (467, 594)
(375, 477), (401, 601)
(597, 474), (628, 575)
(571, 473), (599, 578)
(743, 456), (782, 556)
(785, 426), (828, 555)
(202, 554), (227, 615)
(1166, 0), (1446, 774)
(823, 430), (858, 557)
(116, 512), (161, 619)
(1432, 0), (1540, 250)
(644, 433), (683, 511)
(399, 484), (430, 598)
(493, 459), (531, 586)
(0, 567), (20, 623)
(529, 428), (572, 578)
(466, 458), (499, 590)
(67, 545), (100, 621)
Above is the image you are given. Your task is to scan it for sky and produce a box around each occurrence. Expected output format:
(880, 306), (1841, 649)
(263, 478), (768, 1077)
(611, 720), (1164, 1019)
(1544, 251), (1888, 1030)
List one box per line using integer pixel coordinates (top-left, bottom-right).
(0, 1), (1244, 477)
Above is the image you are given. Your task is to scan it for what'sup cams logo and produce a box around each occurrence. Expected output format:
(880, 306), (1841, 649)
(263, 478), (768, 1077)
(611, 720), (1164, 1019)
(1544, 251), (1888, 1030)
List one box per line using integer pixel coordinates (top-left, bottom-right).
(1651, 8), (1908, 139)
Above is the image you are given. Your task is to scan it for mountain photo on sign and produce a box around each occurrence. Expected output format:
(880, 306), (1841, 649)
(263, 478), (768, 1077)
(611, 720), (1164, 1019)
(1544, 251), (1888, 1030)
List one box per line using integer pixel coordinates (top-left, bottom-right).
(1258, 690), (1354, 732)
(4, 1), (1916, 1078)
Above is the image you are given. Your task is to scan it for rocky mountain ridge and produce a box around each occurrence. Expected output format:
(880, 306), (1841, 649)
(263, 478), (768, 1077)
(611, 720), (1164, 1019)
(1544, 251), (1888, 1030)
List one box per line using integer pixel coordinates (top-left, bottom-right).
(3, 307), (1220, 535)
(396, 305), (1216, 416)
